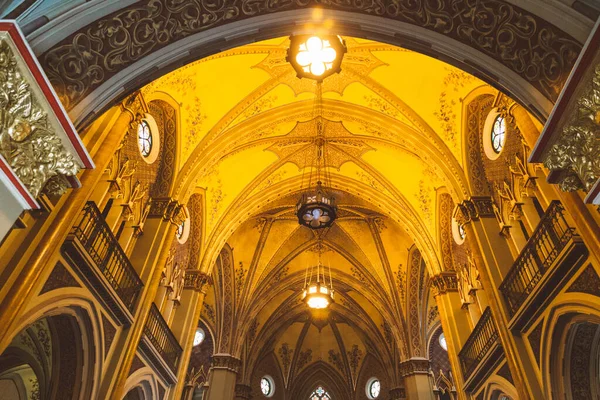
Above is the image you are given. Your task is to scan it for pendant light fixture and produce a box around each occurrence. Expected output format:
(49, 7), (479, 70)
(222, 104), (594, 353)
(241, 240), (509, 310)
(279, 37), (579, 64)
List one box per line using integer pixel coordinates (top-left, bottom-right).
(302, 240), (334, 309)
(287, 34), (346, 81)
(295, 82), (337, 230)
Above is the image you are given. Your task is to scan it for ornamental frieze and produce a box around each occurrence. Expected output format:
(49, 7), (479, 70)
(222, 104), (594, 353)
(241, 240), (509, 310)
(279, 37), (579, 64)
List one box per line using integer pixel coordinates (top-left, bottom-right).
(0, 37), (80, 198)
(399, 358), (431, 376)
(41, 0), (580, 113)
(211, 354), (241, 372)
(431, 272), (458, 295)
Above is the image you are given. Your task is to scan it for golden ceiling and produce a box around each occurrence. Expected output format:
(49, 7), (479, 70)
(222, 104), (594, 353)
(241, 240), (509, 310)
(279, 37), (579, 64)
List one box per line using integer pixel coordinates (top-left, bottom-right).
(141, 36), (494, 267)
(139, 35), (520, 386)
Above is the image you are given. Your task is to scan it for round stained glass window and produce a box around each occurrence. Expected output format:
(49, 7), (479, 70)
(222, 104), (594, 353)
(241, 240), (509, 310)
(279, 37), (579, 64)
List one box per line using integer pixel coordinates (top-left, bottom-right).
(439, 332), (448, 351)
(260, 377), (273, 397)
(176, 221), (185, 239)
(458, 223), (466, 240)
(193, 328), (205, 346)
(491, 115), (506, 154)
(368, 379), (380, 398)
(137, 120), (152, 157)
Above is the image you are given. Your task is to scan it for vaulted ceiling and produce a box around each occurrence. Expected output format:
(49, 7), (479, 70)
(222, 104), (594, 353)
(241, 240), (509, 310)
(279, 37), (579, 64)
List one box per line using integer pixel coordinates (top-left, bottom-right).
(140, 35), (523, 390)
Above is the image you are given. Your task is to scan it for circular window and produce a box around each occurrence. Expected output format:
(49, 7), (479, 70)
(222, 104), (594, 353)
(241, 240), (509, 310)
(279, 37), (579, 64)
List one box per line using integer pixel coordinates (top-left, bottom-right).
(451, 217), (466, 245)
(193, 328), (205, 347)
(137, 120), (152, 157)
(458, 223), (466, 240)
(483, 108), (507, 160)
(366, 378), (380, 399)
(260, 376), (274, 397)
(439, 332), (448, 351)
(136, 114), (160, 164)
(176, 221), (185, 239)
(491, 115), (506, 154)
(176, 208), (190, 244)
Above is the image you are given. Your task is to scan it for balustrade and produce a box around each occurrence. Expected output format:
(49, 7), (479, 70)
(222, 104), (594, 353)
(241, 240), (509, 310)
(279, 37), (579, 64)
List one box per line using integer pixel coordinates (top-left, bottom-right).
(499, 201), (575, 316)
(70, 201), (143, 312)
(144, 303), (183, 374)
(458, 307), (499, 380)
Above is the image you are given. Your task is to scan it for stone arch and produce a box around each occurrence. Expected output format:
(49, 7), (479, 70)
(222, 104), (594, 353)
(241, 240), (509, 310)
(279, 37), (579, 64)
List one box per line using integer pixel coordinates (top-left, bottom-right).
(31, 3), (582, 127)
(123, 369), (160, 400)
(0, 303), (100, 400)
(540, 295), (600, 400)
(482, 378), (518, 400)
(291, 361), (350, 400)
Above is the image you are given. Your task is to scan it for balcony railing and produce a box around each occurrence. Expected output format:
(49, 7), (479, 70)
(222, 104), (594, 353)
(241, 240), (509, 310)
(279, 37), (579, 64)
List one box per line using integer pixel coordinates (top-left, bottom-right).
(458, 307), (500, 380)
(499, 201), (576, 316)
(70, 201), (143, 312)
(144, 303), (183, 374)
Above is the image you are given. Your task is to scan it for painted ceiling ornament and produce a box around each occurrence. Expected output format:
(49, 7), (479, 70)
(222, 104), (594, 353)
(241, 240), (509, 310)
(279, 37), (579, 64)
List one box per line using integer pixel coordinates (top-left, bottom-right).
(302, 238), (335, 311)
(295, 82), (338, 230)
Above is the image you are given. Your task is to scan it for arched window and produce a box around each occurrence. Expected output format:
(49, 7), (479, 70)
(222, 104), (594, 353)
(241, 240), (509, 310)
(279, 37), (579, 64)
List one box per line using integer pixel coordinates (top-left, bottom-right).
(137, 120), (153, 157)
(310, 386), (331, 399)
(491, 115), (506, 154)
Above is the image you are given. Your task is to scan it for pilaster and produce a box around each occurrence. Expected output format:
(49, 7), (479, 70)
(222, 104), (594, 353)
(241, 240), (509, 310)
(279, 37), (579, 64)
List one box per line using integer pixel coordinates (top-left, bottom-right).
(206, 354), (241, 400)
(457, 197), (543, 399)
(400, 358), (434, 400)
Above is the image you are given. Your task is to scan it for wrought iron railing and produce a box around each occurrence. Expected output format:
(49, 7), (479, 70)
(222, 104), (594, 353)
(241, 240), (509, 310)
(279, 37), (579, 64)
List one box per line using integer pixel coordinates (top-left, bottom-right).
(499, 201), (575, 316)
(144, 303), (183, 373)
(458, 307), (499, 379)
(71, 201), (143, 312)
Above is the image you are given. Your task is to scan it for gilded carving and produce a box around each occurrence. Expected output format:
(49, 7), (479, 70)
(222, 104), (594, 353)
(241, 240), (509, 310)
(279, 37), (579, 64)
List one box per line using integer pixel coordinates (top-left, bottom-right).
(211, 354), (241, 372)
(430, 272), (458, 295)
(399, 358), (430, 376)
(41, 0), (579, 112)
(545, 66), (600, 193)
(0, 38), (80, 198)
(184, 270), (211, 292)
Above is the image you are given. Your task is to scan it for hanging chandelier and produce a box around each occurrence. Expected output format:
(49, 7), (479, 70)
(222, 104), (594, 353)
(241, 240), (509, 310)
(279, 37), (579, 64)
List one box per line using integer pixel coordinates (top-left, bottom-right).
(302, 243), (334, 309)
(287, 34), (346, 81)
(294, 78), (337, 229)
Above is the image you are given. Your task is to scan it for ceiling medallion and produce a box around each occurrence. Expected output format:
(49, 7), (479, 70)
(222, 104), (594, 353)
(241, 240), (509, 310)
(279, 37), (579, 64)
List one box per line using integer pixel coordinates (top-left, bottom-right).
(287, 34), (347, 81)
(302, 241), (335, 310)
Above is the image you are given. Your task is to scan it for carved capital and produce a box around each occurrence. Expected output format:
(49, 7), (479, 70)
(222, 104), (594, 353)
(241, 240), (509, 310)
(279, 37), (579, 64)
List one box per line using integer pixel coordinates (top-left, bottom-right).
(148, 197), (185, 223)
(431, 272), (459, 295)
(184, 270), (212, 293)
(399, 358), (430, 376)
(459, 197), (495, 221)
(0, 36), (82, 199)
(389, 387), (406, 399)
(211, 354), (241, 373)
(235, 384), (252, 399)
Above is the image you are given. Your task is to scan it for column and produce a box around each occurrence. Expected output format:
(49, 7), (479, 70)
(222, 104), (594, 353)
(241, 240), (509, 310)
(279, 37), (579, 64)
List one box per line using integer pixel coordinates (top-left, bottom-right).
(431, 272), (469, 400)
(458, 197), (543, 400)
(235, 384), (252, 400)
(389, 387), (407, 400)
(206, 355), (241, 400)
(104, 198), (184, 399)
(400, 359), (435, 400)
(171, 271), (212, 400)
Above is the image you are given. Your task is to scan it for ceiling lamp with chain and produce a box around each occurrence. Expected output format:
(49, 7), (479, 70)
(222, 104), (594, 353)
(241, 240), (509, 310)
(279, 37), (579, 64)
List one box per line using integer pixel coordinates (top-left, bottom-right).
(302, 243), (335, 309)
(294, 74), (337, 229)
(287, 34), (346, 81)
